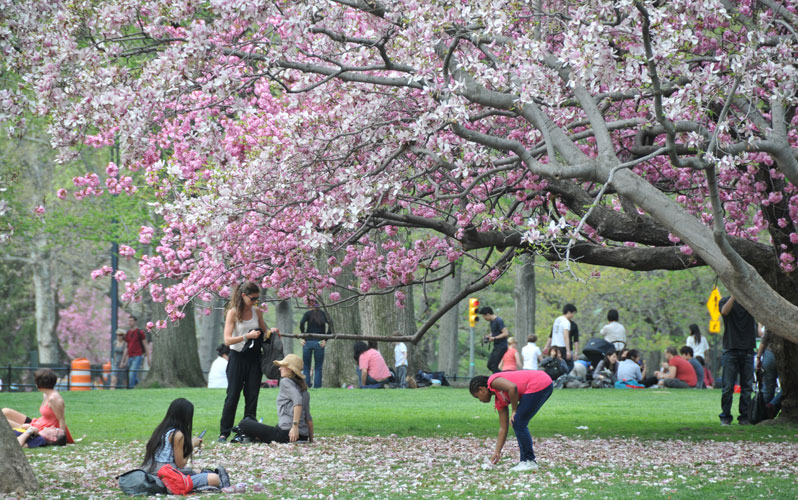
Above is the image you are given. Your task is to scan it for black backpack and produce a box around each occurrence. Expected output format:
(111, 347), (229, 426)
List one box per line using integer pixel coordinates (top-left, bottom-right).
(117, 469), (167, 496)
(260, 331), (284, 380)
(748, 372), (768, 425)
(540, 357), (568, 380)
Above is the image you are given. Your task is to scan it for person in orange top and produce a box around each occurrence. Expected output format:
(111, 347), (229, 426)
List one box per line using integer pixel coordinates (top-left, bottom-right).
(498, 337), (522, 371)
(3, 368), (71, 444)
(470, 370), (553, 472)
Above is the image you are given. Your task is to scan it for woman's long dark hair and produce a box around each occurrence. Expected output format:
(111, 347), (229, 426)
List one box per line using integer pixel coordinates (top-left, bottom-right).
(353, 341), (370, 362)
(285, 372), (309, 392)
(227, 281), (260, 325)
(143, 398), (194, 468)
(689, 324), (702, 344)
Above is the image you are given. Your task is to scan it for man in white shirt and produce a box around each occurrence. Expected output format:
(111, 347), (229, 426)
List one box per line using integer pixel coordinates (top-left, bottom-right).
(395, 340), (408, 388)
(545, 304), (577, 366)
(207, 344), (230, 389)
(521, 334), (542, 370)
(600, 309), (627, 351)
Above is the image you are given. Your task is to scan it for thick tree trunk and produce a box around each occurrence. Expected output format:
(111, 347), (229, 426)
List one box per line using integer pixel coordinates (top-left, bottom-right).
(31, 233), (61, 364)
(769, 335), (798, 422)
(0, 418), (39, 494)
(400, 285), (420, 377)
(275, 300), (294, 355)
(323, 255), (361, 388)
(144, 295), (205, 387)
(514, 254), (536, 350)
(437, 263), (461, 377)
(194, 295), (225, 373)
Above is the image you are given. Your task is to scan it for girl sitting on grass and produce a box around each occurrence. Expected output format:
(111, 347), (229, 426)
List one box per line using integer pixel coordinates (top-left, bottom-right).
(470, 370), (553, 472)
(143, 398), (229, 491)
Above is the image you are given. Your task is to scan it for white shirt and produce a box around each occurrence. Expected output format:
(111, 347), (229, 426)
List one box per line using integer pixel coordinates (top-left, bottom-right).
(395, 342), (408, 367)
(230, 314), (260, 352)
(686, 335), (709, 359)
(601, 322), (627, 349)
(207, 356), (228, 389)
(521, 343), (541, 370)
(551, 316), (571, 348)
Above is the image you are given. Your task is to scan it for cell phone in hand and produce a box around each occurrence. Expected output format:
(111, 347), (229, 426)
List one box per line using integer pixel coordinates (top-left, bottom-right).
(199, 430), (206, 439)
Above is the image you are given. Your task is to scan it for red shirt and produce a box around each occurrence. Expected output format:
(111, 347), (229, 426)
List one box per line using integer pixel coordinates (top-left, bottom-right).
(488, 370), (552, 411)
(501, 348), (519, 371)
(125, 329), (147, 357)
(668, 355), (697, 387)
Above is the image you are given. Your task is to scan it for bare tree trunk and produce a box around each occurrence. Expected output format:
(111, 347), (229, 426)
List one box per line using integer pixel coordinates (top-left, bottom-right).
(276, 300), (294, 355)
(514, 254), (536, 350)
(323, 254), (361, 388)
(359, 292), (402, 367)
(437, 262), (461, 377)
(194, 295), (225, 373)
(31, 233), (61, 364)
(0, 418), (39, 494)
(145, 291), (205, 387)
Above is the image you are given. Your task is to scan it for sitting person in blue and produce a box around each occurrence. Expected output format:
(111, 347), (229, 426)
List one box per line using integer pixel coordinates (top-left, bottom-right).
(616, 349), (646, 384)
(143, 398), (228, 491)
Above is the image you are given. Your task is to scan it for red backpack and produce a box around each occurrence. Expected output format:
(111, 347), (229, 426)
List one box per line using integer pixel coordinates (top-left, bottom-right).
(157, 464), (193, 495)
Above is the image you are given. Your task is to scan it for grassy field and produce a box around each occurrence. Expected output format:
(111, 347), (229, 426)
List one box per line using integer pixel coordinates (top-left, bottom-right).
(3, 387), (797, 499)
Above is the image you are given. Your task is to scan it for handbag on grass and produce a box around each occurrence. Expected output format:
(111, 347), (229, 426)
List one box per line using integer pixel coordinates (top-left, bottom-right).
(157, 464), (193, 495)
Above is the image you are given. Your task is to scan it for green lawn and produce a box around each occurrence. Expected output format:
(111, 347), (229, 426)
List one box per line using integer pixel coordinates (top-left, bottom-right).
(2, 386), (794, 442)
(3, 387), (797, 499)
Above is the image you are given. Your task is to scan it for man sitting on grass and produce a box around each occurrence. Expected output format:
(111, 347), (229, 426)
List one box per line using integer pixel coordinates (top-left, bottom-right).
(646, 347), (697, 388)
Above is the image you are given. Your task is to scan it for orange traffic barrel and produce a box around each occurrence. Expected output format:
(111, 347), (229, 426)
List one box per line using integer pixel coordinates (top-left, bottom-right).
(102, 361), (111, 387)
(70, 358), (92, 391)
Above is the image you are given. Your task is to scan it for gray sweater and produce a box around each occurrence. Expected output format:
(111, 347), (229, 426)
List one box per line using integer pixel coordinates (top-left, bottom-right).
(276, 378), (312, 436)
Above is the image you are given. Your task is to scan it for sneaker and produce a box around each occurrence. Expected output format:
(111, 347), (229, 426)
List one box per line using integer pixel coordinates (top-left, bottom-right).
(720, 418), (732, 426)
(217, 435), (229, 443)
(216, 466), (231, 488)
(510, 460), (539, 472)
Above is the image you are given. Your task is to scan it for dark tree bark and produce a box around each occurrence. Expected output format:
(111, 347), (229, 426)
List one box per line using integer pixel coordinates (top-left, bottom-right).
(323, 255), (361, 388)
(144, 293), (206, 387)
(437, 262), (461, 377)
(0, 418), (38, 495)
(275, 299), (294, 354)
(194, 295), (225, 373)
(514, 254), (536, 351)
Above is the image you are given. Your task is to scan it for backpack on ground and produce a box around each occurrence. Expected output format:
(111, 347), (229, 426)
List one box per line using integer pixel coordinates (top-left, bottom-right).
(540, 357), (568, 380)
(260, 331), (284, 380)
(117, 469), (166, 496)
(748, 370), (768, 425)
(157, 464), (193, 495)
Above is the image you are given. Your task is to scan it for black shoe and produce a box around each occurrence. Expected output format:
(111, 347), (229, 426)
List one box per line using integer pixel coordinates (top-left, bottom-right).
(216, 466), (230, 488)
(739, 419), (751, 426)
(231, 426), (241, 434)
(720, 418), (732, 426)
(231, 433), (252, 444)
(217, 434), (229, 443)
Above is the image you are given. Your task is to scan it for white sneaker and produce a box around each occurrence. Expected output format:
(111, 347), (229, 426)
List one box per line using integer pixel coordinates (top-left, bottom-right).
(510, 460), (539, 472)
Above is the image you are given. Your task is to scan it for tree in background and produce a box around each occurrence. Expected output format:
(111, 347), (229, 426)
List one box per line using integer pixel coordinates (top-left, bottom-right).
(56, 287), (118, 364)
(3, 1), (798, 419)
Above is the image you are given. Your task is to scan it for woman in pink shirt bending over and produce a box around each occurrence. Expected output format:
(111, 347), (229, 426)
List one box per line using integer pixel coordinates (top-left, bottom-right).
(353, 341), (393, 388)
(470, 370), (553, 472)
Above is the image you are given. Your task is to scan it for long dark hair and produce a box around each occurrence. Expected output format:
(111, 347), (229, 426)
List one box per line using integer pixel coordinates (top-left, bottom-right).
(353, 341), (370, 362)
(285, 373), (308, 392)
(227, 281), (260, 324)
(143, 398), (194, 468)
(688, 324), (701, 344)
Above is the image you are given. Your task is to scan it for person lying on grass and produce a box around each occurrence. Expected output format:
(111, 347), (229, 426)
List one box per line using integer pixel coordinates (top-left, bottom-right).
(470, 370), (553, 472)
(143, 398), (229, 491)
(3, 368), (72, 444)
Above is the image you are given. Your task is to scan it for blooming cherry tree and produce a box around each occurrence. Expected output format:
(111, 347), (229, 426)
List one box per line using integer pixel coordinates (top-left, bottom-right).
(3, 0), (798, 408)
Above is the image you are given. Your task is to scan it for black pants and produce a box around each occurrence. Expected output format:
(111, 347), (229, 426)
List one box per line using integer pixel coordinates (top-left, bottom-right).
(238, 417), (308, 444)
(220, 348), (262, 436)
(487, 345), (508, 373)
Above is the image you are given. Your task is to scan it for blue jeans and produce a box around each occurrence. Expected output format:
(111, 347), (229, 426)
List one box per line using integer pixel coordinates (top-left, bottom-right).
(720, 349), (754, 422)
(302, 341), (325, 388)
(760, 349), (778, 403)
(356, 367), (386, 389)
(513, 383), (553, 462)
(128, 355), (144, 388)
(395, 365), (407, 388)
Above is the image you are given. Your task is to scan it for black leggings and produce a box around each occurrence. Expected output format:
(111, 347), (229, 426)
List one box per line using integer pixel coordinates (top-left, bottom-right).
(219, 349), (261, 436)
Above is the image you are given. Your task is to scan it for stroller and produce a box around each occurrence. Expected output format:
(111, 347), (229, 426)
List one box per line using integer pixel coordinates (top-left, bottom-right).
(582, 337), (617, 381)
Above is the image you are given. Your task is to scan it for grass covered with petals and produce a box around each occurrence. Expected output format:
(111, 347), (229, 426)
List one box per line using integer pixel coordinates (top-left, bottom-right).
(4, 387), (797, 499)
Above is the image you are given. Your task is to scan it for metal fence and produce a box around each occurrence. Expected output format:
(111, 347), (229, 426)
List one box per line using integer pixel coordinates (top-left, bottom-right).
(1, 364), (148, 392)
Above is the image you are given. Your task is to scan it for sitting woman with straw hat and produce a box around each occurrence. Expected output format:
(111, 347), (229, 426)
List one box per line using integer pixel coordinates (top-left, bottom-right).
(238, 354), (313, 443)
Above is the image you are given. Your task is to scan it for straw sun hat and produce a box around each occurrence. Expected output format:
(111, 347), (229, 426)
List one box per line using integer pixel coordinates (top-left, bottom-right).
(274, 354), (305, 379)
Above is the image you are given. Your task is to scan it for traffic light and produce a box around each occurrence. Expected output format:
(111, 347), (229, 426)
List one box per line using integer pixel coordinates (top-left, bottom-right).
(468, 298), (480, 327)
